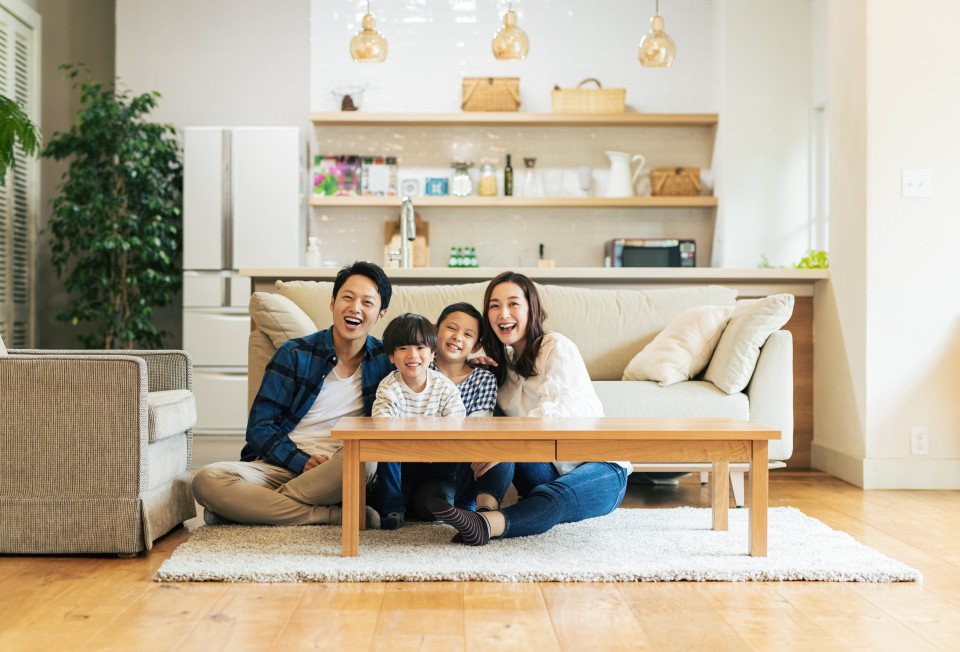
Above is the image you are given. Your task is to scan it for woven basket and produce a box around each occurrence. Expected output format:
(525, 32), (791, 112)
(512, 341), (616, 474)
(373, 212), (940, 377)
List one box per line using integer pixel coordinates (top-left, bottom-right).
(462, 77), (521, 112)
(551, 78), (625, 114)
(650, 167), (702, 196)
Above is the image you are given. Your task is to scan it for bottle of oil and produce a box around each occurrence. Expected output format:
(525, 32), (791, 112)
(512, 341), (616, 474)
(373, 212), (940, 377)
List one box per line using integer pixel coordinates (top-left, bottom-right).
(504, 154), (513, 196)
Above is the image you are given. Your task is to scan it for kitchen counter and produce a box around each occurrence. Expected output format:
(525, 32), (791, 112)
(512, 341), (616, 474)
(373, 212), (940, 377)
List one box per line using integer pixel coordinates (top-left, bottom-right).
(240, 267), (828, 297)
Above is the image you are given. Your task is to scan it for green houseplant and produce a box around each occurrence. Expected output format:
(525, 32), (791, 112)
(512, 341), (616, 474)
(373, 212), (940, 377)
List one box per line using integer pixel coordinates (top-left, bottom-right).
(43, 65), (183, 349)
(0, 93), (42, 183)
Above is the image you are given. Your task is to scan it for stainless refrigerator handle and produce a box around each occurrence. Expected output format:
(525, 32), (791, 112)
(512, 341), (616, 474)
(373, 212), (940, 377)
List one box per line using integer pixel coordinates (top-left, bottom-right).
(221, 129), (233, 307)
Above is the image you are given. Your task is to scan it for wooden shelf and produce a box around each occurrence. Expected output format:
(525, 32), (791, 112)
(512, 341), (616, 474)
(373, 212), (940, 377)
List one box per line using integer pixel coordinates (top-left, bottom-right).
(308, 196), (718, 209)
(310, 112), (718, 128)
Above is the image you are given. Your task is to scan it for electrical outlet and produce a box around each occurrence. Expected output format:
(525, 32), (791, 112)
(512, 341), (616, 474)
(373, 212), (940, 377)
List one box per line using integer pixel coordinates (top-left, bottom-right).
(910, 426), (929, 456)
(902, 169), (932, 197)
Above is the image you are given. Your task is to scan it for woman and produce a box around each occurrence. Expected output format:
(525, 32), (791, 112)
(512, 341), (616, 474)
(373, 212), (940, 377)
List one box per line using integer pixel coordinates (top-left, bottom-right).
(426, 271), (631, 546)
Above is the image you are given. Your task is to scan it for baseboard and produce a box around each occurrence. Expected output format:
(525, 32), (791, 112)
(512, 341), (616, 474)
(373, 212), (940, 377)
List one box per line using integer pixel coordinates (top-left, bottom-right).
(810, 443), (864, 487)
(811, 442), (960, 489)
(862, 458), (960, 489)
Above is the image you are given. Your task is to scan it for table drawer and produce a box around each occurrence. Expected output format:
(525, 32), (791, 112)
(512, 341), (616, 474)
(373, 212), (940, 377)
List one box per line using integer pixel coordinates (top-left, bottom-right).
(557, 440), (752, 462)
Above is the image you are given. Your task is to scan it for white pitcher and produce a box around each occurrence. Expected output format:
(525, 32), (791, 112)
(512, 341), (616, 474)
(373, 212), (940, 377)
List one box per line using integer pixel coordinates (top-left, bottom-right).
(604, 151), (646, 197)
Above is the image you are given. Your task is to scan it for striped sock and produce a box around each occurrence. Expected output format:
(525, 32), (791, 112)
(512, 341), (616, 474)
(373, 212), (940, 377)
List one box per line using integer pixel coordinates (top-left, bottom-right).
(451, 506), (493, 543)
(425, 497), (491, 546)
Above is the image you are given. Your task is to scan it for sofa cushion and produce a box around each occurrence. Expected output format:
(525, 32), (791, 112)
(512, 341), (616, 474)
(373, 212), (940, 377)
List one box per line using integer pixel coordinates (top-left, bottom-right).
(0, 332), (6, 355)
(146, 432), (190, 490)
(147, 389), (197, 443)
(704, 294), (795, 394)
(622, 304), (734, 386)
(593, 380), (749, 420)
(249, 292), (318, 347)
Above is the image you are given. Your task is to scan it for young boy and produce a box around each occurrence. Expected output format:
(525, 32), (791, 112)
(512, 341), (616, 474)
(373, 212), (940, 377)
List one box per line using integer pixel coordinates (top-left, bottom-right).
(371, 313), (465, 529)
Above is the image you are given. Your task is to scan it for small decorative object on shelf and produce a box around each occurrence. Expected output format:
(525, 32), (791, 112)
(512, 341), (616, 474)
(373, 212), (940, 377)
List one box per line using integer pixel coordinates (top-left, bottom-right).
(448, 246), (459, 268)
(305, 237), (322, 267)
(360, 156), (398, 196)
(451, 162), (473, 197)
(425, 177), (449, 196)
(478, 164), (497, 197)
(520, 157), (544, 197)
(313, 155), (361, 196)
(504, 154), (514, 196)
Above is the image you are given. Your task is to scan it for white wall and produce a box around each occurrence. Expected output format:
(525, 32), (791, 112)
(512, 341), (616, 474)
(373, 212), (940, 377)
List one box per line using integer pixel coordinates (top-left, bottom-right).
(814, 0), (960, 488)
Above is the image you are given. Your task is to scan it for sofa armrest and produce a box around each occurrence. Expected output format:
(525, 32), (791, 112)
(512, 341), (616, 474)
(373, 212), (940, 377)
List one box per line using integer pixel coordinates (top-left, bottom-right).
(0, 354), (149, 497)
(744, 329), (793, 461)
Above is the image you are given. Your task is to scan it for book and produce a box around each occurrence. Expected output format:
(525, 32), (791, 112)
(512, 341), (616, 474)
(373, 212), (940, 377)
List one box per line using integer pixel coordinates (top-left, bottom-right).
(361, 156), (398, 196)
(312, 155), (361, 196)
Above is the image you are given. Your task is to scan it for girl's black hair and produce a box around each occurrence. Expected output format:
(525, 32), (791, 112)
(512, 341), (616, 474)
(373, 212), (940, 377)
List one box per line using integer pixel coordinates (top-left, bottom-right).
(435, 301), (482, 329)
(382, 313), (438, 353)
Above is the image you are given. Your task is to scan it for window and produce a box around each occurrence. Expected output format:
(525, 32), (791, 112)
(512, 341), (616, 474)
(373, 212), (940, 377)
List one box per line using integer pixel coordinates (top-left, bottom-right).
(0, 0), (39, 348)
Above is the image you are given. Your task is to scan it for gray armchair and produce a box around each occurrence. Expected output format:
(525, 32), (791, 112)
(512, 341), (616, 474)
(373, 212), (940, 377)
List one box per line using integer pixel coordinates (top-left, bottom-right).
(0, 348), (197, 555)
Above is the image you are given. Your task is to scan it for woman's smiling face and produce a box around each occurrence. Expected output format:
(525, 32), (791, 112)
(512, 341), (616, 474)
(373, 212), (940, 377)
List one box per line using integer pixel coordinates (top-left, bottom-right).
(486, 281), (530, 354)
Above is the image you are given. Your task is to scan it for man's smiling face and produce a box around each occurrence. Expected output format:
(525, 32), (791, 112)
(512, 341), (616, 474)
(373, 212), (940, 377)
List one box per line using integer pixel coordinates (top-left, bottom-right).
(329, 274), (385, 344)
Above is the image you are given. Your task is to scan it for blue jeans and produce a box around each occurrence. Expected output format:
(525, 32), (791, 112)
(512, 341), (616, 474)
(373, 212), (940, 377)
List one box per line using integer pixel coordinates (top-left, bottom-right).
(501, 462), (628, 539)
(375, 461), (514, 519)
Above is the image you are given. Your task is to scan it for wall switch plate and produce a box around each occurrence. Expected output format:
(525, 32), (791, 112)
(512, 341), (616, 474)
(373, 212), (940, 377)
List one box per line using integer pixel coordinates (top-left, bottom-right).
(910, 426), (929, 455)
(902, 169), (932, 197)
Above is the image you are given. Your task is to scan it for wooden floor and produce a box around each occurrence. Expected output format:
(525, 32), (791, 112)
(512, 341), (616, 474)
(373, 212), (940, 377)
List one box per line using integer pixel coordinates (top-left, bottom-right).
(2, 471), (959, 651)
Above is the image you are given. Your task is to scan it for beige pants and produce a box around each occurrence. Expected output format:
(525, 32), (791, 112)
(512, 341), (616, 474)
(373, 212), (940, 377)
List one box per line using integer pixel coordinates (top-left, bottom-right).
(192, 448), (377, 525)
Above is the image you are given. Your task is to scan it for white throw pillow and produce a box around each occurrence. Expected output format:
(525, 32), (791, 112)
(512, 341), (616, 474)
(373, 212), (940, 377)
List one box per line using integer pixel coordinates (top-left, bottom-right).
(248, 292), (318, 348)
(704, 294), (795, 394)
(0, 332), (6, 355)
(622, 304), (735, 386)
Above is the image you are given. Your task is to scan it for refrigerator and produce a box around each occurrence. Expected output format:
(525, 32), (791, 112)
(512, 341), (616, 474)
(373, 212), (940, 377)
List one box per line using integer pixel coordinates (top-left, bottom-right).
(182, 127), (301, 455)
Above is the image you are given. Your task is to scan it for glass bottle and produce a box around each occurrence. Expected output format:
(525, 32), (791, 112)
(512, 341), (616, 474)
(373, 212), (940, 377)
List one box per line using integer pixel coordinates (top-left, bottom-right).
(504, 154), (513, 196)
(451, 162), (472, 197)
(478, 164), (497, 197)
(455, 247), (465, 267)
(469, 247), (479, 267)
(521, 157), (544, 197)
(447, 246), (458, 268)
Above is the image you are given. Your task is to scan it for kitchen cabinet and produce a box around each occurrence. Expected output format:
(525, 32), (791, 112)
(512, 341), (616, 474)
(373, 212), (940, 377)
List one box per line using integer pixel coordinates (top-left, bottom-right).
(310, 112), (719, 267)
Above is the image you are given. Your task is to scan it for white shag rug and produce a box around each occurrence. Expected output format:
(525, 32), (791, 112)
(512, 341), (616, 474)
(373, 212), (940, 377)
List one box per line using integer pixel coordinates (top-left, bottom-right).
(155, 507), (921, 583)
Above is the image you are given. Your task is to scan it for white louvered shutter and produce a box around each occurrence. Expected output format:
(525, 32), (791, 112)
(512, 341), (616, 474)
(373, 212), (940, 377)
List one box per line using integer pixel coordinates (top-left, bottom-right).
(0, 1), (39, 348)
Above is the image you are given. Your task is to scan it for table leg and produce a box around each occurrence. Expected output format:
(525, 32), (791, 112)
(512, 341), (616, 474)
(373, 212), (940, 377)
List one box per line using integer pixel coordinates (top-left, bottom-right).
(342, 441), (360, 557)
(749, 440), (769, 557)
(712, 460), (729, 531)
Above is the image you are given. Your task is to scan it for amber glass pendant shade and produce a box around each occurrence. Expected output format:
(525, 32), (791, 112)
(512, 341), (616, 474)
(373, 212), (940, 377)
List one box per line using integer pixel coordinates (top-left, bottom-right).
(350, 10), (388, 63)
(492, 8), (529, 60)
(638, 10), (676, 67)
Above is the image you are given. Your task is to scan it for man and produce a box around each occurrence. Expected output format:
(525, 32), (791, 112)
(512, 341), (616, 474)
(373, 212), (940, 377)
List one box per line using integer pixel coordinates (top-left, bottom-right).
(192, 261), (393, 527)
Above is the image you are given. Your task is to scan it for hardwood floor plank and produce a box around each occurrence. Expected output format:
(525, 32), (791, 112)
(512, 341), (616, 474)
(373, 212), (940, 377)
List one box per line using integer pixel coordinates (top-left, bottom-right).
(847, 582), (960, 651)
(175, 584), (308, 651)
(78, 583), (228, 651)
(274, 583), (385, 650)
(372, 582), (464, 640)
(696, 582), (842, 651)
(539, 583), (652, 650)
(773, 583), (940, 651)
(463, 582), (560, 650)
(617, 583), (749, 651)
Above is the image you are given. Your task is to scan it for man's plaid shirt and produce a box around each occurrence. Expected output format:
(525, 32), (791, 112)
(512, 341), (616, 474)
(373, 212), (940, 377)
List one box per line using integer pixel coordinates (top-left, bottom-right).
(241, 327), (393, 473)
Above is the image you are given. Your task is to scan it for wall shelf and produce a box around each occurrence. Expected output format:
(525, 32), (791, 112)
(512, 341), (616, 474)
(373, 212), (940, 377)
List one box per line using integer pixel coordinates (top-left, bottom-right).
(310, 112), (719, 128)
(309, 196), (718, 208)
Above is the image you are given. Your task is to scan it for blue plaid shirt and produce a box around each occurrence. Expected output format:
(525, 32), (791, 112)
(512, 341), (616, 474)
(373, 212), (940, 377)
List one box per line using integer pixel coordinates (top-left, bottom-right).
(242, 327), (393, 473)
(431, 362), (498, 416)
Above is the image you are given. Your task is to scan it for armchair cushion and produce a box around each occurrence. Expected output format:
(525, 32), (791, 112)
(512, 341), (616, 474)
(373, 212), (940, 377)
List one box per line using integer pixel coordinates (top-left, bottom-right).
(147, 389), (197, 443)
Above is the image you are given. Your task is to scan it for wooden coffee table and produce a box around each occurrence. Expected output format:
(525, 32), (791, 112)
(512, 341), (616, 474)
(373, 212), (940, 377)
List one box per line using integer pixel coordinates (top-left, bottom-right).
(332, 416), (780, 558)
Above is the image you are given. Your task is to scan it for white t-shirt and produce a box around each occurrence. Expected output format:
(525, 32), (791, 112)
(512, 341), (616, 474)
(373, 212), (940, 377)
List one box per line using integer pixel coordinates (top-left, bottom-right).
(372, 369), (466, 417)
(497, 332), (631, 476)
(288, 364), (364, 458)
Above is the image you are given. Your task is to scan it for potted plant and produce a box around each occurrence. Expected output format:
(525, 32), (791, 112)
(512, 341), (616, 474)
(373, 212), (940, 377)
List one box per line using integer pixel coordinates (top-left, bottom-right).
(0, 94), (41, 183)
(43, 64), (183, 349)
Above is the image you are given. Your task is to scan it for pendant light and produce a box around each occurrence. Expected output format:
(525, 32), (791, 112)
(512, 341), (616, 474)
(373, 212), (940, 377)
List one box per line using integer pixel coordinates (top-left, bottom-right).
(492, 2), (529, 61)
(350, 1), (388, 63)
(638, 0), (676, 68)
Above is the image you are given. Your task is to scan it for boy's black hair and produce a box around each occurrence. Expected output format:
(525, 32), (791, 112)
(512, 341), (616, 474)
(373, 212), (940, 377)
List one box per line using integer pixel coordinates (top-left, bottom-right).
(382, 313), (438, 354)
(435, 301), (482, 329)
(333, 261), (392, 310)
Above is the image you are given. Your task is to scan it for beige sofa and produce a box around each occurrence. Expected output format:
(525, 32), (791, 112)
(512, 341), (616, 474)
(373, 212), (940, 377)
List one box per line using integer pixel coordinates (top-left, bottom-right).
(247, 281), (794, 506)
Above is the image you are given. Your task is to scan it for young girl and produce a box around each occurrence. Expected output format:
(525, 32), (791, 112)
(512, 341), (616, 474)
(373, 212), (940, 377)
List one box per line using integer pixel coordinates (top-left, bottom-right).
(426, 272), (631, 545)
(407, 303), (512, 520)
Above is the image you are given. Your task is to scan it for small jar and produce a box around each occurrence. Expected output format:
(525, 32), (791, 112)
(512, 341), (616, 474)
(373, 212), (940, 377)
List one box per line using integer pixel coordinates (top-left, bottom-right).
(451, 162), (472, 197)
(478, 164), (497, 197)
